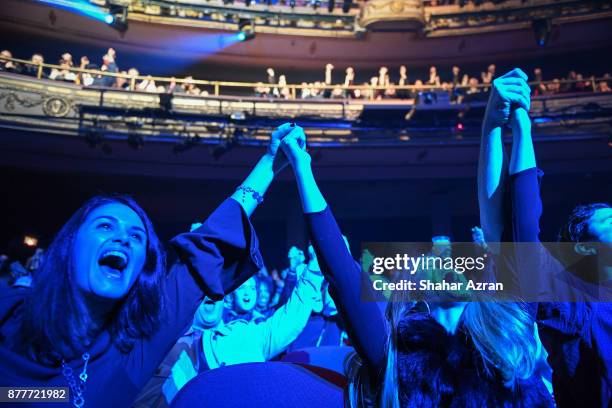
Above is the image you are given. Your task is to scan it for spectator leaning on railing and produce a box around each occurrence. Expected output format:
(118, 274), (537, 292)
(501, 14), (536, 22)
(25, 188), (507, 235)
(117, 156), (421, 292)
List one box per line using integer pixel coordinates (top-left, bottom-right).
(1, 50), (20, 74)
(23, 54), (45, 78)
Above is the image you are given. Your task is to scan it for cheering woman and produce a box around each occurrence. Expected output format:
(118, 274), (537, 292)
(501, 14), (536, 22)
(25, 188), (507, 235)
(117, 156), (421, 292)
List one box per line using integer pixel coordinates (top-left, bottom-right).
(0, 124), (295, 408)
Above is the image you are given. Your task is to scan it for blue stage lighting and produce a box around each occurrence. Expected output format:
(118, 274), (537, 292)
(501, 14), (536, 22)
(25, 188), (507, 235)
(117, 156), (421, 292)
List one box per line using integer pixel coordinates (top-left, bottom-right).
(105, 14), (115, 24)
(237, 19), (255, 41)
(35, 0), (109, 23)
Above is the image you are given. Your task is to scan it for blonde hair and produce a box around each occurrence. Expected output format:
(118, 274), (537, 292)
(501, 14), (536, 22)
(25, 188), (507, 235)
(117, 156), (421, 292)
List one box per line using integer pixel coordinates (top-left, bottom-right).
(349, 296), (538, 407)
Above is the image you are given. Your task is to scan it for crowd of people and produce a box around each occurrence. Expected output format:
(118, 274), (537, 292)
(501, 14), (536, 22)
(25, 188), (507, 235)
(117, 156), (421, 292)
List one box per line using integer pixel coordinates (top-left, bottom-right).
(0, 48), (211, 97)
(260, 63), (612, 101)
(0, 68), (610, 407)
(1, 48), (611, 102)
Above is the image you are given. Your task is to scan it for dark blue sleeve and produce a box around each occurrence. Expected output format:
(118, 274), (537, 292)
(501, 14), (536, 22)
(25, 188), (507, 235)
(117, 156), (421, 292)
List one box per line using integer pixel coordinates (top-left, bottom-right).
(126, 198), (263, 388)
(306, 207), (387, 379)
(506, 168), (596, 301)
(506, 169), (612, 407)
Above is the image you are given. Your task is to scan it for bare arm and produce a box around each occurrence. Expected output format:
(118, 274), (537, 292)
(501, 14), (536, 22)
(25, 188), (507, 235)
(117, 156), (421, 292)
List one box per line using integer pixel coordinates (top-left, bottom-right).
(230, 123), (294, 217)
(478, 69), (531, 245)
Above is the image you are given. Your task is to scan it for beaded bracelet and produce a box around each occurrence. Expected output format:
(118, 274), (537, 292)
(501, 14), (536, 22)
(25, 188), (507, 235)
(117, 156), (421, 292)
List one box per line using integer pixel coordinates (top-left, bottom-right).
(236, 185), (264, 204)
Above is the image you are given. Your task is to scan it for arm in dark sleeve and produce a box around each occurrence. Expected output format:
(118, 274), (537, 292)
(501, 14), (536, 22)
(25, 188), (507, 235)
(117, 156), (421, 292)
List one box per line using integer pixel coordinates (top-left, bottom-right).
(127, 198), (263, 388)
(506, 169), (612, 407)
(507, 168), (595, 302)
(306, 206), (387, 380)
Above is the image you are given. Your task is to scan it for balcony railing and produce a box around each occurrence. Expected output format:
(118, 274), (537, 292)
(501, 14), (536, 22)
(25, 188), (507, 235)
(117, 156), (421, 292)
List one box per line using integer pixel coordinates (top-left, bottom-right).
(0, 57), (610, 149)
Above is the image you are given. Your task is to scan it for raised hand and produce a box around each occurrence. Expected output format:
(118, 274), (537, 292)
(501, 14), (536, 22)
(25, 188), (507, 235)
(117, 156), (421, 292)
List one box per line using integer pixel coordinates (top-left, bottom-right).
(279, 125), (310, 170)
(268, 122), (300, 173)
(484, 68), (531, 129)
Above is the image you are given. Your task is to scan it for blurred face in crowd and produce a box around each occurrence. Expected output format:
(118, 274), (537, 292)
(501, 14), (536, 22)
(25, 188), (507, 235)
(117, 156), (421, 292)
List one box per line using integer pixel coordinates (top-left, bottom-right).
(61, 53), (72, 65)
(430, 66), (437, 75)
(257, 282), (271, 309)
(587, 208), (612, 244)
(452, 66), (460, 76)
(0, 50), (11, 62)
(233, 276), (257, 313)
(400, 65), (407, 76)
(73, 203), (147, 300)
(266, 68), (274, 77)
(288, 246), (305, 269)
(488, 64), (496, 74)
(194, 297), (224, 329)
(31, 54), (44, 64)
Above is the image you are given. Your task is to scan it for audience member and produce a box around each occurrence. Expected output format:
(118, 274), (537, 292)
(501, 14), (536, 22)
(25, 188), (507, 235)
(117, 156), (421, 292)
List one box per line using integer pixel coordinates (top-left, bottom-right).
(0, 50), (20, 73)
(23, 54), (44, 78)
(134, 266), (324, 407)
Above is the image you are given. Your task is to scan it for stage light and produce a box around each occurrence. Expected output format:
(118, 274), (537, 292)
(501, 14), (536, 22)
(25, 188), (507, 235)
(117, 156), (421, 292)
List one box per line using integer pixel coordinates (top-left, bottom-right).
(532, 18), (551, 47)
(238, 19), (255, 41)
(23, 236), (38, 247)
(107, 4), (128, 33)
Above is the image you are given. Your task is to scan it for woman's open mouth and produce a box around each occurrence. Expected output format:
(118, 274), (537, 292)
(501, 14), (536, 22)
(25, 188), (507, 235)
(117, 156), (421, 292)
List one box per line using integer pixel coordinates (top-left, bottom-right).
(98, 250), (129, 279)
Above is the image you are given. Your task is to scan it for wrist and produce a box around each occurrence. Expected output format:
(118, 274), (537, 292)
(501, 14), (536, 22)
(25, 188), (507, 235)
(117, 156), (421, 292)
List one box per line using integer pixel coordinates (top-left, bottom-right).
(294, 158), (313, 177)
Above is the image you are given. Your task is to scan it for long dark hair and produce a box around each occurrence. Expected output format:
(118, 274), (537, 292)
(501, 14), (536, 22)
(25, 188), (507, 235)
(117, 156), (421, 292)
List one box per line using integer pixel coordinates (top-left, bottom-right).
(15, 195), (166, 365)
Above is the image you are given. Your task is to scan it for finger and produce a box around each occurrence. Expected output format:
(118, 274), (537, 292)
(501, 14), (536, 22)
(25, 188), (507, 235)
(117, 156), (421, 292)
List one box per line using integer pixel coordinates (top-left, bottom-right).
(499, 90), (527, 111)
(496, 78), (529, 88)
(504, 91), (531, 110)
(285, 126), (307, 149)
(501, 85), (531, 101)
(500, 79), (532, 97)
(504, 89), (531, 110)
(500, 68), (528, 81)
(281, 132), (302, 150)
(271, 122), (295, 139)
(280, 133), (301, 152)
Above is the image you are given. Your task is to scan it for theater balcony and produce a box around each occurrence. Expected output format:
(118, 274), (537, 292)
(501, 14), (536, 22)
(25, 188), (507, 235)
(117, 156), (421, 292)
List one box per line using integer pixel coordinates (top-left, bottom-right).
(0, 65), (610, 181)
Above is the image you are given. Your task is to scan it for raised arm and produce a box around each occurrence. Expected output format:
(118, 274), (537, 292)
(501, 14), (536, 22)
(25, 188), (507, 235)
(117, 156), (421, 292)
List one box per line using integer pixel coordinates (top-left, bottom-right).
(259, 269), (325, 360)
(478, 68), (531, 245)
(128, 125), (294, 387)
(231, 123), (295, 217)
(280, 126), (388, 379)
